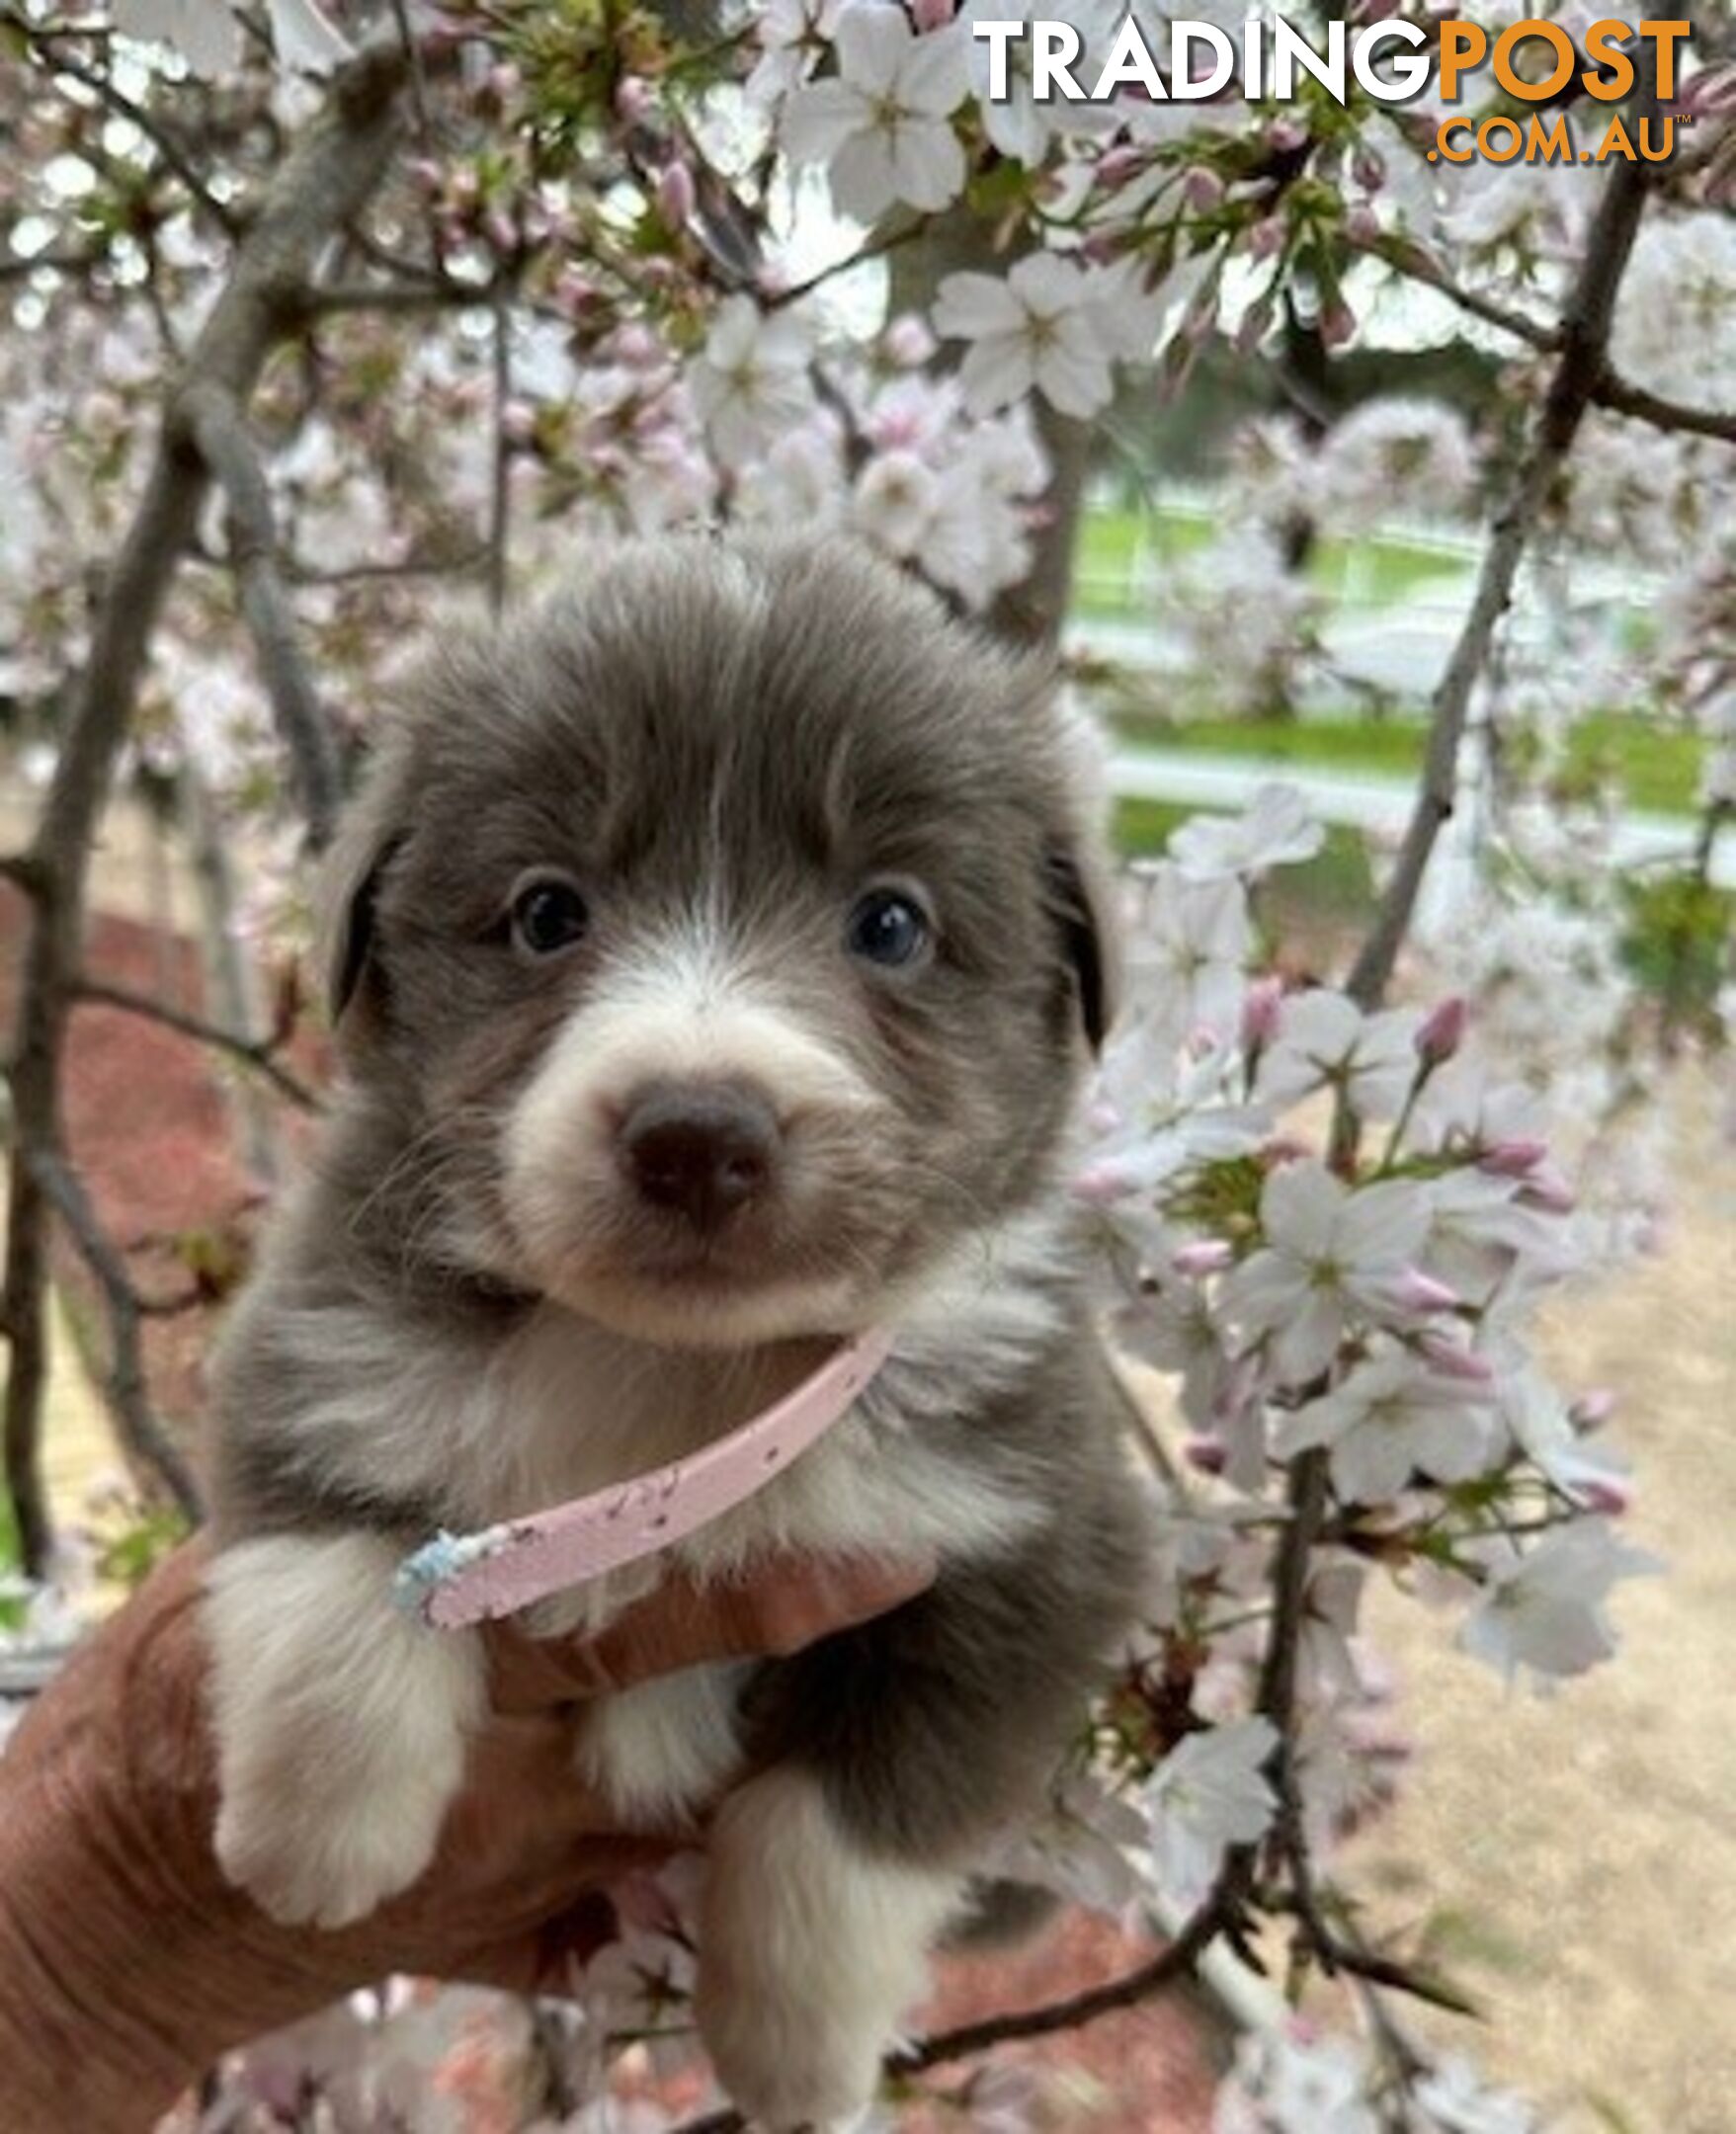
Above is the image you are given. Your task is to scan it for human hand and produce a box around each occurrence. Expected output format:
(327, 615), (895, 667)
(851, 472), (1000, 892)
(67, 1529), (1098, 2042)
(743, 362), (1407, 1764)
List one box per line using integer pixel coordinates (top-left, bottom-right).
(0, 1536), (932, 2131)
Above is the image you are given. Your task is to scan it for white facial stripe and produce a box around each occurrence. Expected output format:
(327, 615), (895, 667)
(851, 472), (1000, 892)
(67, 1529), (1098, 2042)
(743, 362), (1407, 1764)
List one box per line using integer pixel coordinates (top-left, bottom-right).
(499, 918), (885, 1294)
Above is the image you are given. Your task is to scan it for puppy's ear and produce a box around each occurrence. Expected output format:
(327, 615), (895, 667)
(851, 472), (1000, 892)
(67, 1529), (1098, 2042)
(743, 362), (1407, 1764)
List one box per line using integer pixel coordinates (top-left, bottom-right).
(319, 728), (413, 1037)
(1041, 700), (1122, 1054)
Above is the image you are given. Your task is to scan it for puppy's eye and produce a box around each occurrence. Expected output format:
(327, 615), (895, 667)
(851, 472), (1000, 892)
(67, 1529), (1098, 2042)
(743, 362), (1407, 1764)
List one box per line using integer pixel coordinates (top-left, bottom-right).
(846, 888), (931, 969)
(511, 876), (589, 957)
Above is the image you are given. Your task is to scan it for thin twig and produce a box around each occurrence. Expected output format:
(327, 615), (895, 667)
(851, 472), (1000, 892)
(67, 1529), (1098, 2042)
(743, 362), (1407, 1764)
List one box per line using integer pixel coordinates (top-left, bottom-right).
(73, 977), (321, 1110)
(1346, 76), (1662, 1012)
(182, 382), (347, 847)
(30, 1148), (205, 1522)
(27, 30), (240, 235)
(489, 289), (513, 616)
(1365, 236), (1736, 446)
(1588, 368), (1736, 445)
(0, 43), (407, 1574)
(667, 1892), (1231, 2134)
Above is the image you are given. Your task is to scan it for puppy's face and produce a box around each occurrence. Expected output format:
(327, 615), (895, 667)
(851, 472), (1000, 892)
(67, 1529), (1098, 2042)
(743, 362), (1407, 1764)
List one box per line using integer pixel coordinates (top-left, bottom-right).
(329, 539), (1116, 1349)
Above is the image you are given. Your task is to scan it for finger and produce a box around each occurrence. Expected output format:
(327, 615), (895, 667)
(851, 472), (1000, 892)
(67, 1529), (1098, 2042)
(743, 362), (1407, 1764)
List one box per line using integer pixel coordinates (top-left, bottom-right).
(489, 1551), (935, 1709)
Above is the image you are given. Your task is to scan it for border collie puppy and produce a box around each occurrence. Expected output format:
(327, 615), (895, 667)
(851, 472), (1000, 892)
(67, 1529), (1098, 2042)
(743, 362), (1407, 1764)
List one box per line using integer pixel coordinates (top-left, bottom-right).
(206, 536), (1147, 2130)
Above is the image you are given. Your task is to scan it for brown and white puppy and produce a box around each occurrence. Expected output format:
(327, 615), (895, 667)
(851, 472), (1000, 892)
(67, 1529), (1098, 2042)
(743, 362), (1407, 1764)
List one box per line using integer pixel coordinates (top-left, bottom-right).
(205, 536), (1147, 2131)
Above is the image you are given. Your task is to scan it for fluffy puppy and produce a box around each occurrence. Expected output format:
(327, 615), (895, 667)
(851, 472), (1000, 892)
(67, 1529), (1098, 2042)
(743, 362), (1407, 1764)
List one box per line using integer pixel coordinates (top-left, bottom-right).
(205, 536), (1147, 2130)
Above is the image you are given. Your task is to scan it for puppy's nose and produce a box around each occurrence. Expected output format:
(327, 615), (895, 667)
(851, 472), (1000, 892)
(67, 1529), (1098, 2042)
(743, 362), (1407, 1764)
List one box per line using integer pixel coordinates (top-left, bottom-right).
(619, 1083), (780, 1229)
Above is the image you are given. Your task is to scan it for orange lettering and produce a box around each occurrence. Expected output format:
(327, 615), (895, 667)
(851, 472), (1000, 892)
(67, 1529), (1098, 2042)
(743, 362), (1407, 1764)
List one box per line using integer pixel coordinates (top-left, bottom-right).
(1582, 19), (1636, 101)
(1493, 21), (1576, 100)
(1640, 21), (1689, 100)
(1438, 21), (1488, 102)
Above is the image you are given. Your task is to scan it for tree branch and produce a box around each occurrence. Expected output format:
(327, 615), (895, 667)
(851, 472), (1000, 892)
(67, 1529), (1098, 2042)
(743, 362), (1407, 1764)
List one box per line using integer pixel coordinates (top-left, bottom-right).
(72, 978), (321, 1111)
(27, 29), (240, 236)
(1346, 90), (1661, 1013)
(1366, 237), (1736, 445)
(1587, 367), (1736, 445)
(30, 1149), (205, 1524)
(182, 383), (346, 847)
(1, 44), (407, 1573)
(668, 1893), (1230, 2134)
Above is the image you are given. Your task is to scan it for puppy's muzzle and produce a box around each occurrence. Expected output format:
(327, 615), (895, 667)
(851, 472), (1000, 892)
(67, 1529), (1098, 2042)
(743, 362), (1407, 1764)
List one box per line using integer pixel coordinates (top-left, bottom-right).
(618, 1080), (782, 1232)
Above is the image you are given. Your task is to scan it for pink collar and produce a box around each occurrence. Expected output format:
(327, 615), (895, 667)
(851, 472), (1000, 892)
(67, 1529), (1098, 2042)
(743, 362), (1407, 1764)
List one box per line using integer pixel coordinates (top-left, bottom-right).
(394, 1327), (896, 1630)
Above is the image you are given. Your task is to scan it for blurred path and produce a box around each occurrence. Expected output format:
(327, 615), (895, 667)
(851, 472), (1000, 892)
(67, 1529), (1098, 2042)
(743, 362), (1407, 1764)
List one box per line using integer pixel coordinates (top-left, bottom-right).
(1353, 1075), (1736, 2134)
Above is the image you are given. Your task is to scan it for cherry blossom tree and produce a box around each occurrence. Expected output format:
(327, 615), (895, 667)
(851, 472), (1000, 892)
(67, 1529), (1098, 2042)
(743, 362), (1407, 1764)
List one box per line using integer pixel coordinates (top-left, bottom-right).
(2, 2), (1733, 2127)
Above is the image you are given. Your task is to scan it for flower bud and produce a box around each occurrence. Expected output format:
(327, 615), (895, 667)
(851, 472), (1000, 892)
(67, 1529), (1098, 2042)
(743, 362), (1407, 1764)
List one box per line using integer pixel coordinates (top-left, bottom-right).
(1173, 1239), (1233, 1277)
(1417, 1332), (1495, 1383)
(616, 74), (653, 123)
(1389, 1266), (1460, 1315)
(1071, 1163), (1134, 1206)
(1571, 1387), (1617, 1432)
(1248, 215), (1286, 262)
(1518, 1163), (1576, 1213)
(1345, 205), (1381, 246)
(910, 0), (955, 26)
(1267, 117), (1309, 153)
(883, 313), (937, 369)
(1242, 974), (1284, 1049)
(1352, 145), (1386, 191)
(500, 398), (538, 446)
(1183, 1435), (1228, 1475)
(1579, 1475), (1633, 1516)
(1321, 296), (1358, 349)
(1480, 1137), (1548, 1177)
(1415, 995), (1467, 1066)
(1183, 164), (1224, 211)
(656, 158), (696, 227)
(1096, 145), (1147, 189)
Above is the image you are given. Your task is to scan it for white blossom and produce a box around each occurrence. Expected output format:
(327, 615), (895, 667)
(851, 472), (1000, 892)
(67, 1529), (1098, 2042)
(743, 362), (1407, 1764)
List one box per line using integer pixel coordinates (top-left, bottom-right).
(1216, 2028), (1380, 2134)
(783, 6), (970, 222)
(1224, 1164), (1430, 1382)
(1124, 863), (1252, 1047)
(1254, 989), (1423, 1123)
(746, 0), (842, 110)
(851, 447), (939, 558)
(1144, 1716), (1277, 1910)
(933, 254), (1116, 420)
(1169, 783), (1324, 883)
(687, 297), (813, 469)
(1275, 1353), (1498, 1504)
(1414, 2055), (1538, 2134)
(1460, 1521), (1660, 1686)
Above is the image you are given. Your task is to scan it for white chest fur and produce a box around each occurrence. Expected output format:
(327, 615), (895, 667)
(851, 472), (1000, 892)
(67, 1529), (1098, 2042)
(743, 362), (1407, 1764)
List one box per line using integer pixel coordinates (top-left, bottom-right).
(274, 1210), (1072, 1820)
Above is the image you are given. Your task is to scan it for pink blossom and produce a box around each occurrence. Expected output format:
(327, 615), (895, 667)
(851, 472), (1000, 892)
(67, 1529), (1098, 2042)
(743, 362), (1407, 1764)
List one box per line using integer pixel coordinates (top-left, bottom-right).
(1174, 1238), (1234, 1276)
(1096, 145), (1147, 189)
(656, 159), (696, 227)
(1416, 996), (1469, 1066)
(1183, 165), (1225, 211)
(1242, 974), (1284, 1049)
(1481, 1137), (1549, 1177)
(1248, 217), (1286, 262)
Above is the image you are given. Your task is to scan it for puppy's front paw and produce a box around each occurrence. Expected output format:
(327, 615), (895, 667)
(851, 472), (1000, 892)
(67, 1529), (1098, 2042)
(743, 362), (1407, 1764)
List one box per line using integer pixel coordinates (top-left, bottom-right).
(205, 1533), (485, 1930)
(214, 1767), (448, 1929)
(696, 1767), (960, 2133)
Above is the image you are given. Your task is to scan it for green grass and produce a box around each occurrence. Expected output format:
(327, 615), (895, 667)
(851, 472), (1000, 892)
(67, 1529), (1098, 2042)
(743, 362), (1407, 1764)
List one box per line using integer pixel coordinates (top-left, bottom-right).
(1106, 709), (1702, 818)
(1074, 505), (1465, 618)
(0, 1481), (22, 1630)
